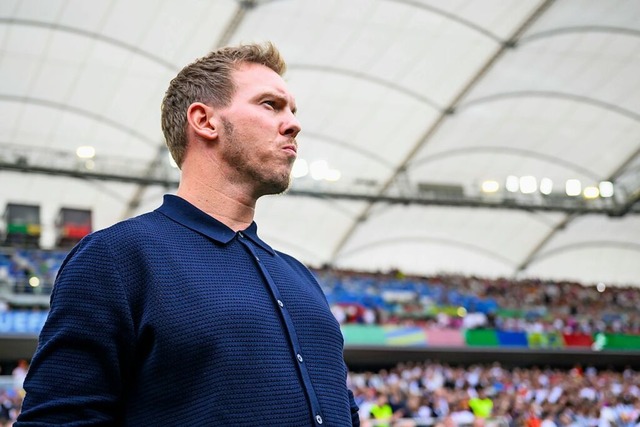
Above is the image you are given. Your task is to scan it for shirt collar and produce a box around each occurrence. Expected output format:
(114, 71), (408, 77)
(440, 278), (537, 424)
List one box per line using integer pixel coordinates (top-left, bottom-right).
(156, 194), (275, 255)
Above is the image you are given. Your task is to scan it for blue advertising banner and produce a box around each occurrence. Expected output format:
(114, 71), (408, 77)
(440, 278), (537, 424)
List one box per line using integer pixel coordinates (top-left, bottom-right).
(0, 311), (48, 335)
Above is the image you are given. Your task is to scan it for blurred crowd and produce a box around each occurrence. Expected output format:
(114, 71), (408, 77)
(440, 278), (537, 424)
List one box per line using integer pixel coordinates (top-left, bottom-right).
(314, 268), (640, 335)
(3, 258), (640, 426)
(3, 359), (640, 426)
(3, 250), (640, 338)
(0, 360), (27, 426)
(350, 361), (640, 427)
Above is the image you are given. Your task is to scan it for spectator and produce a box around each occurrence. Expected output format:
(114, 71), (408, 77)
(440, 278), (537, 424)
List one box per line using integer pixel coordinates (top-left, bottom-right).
(369, 392), (393, 427)
(11, 360), (28, 392)
(468, 386), (493, 424)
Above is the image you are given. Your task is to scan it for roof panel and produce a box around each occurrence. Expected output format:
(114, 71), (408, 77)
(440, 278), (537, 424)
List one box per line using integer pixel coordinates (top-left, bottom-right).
(421, 0), (541, 39)
(335, 205), (564, 275)
(1, 25), (50, 59)
(253, 196), (366, 264)
(336, 238), (515, 279)
(410, 98), (640, 186)
(236, 0), (501, 106)
(287, 71), (439, 184)
(0, 53), (40, 96)
(531, 0), (640, 30)
(100, 0), (157, 43)
(525, 246), (640, 286)
(539, 215), (640, 250)
(468, 32), (640, 113)
(1, 0), (639, 287)
(57, 0), (111, 28)
(155, 1), (238, 65)
(29, 61), (82, 106)
(10, 0), (66, 21)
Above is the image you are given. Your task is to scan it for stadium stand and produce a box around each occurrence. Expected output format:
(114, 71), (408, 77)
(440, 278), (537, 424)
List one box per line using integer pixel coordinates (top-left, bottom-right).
(1, 248), (640, 425)
(350, 361), (640, 426)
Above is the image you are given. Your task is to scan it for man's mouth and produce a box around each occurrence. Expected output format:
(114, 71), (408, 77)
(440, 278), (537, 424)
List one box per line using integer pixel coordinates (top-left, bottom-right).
(282, 143), (297, 157)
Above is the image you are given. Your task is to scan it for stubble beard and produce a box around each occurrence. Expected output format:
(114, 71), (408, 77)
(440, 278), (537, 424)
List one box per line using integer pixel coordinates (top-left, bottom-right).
(221, 117), (292, 197)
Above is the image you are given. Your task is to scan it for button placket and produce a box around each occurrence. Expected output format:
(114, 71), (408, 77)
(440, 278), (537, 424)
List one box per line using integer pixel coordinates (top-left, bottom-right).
(237, 232), (324, 424)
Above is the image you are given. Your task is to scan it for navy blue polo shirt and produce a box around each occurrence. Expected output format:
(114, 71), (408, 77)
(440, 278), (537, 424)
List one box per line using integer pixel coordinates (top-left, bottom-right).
(17, 195), (359, 426)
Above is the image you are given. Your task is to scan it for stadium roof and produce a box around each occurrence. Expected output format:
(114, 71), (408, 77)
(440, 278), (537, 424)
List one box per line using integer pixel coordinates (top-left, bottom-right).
(1, 0), (639, 286)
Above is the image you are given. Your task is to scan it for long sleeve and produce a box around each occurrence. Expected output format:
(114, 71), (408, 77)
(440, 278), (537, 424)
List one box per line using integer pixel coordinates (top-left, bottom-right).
(16, 234), (135, 426)
(349, 389), (361, 426)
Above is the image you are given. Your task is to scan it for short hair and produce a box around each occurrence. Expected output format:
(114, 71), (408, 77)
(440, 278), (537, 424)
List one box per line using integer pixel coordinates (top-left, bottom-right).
(161, 42), (286, 167)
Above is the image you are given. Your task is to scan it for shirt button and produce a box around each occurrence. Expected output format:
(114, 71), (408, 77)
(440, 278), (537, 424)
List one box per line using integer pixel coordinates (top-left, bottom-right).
(315, 415), (323, 424)
(296, 354), (303, 363)
(277, 300), (284, 308)
(238, 232), (244, 238)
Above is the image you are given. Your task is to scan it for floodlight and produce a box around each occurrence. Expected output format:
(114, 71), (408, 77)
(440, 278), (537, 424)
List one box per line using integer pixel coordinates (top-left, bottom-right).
(565, 179), (581, 196)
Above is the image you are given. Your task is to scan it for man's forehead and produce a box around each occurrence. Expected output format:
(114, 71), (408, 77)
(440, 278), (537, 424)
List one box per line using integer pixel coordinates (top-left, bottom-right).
(233, 62), (295, 99)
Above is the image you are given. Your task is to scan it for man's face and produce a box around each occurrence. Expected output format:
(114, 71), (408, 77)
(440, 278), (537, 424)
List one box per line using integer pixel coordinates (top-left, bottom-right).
(216, 62), (301, 197)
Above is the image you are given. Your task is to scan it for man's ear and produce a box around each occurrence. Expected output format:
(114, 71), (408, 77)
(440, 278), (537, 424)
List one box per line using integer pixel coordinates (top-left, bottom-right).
(186, 102), (218, 140)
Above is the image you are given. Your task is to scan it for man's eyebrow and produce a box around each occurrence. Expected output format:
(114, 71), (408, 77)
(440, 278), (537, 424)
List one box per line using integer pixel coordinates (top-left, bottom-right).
(260, 91), (297, 114)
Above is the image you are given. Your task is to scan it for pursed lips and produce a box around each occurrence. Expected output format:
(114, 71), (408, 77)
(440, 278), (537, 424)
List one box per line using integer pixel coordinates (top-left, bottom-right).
(282, 142), (297, 157)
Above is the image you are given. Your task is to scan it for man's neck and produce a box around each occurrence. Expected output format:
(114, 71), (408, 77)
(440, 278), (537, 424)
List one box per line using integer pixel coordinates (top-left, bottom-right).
(176, 175), (257, 232)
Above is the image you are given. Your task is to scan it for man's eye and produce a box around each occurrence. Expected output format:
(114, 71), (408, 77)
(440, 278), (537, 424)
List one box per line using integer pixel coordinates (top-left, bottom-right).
(263, 100), (276, 109)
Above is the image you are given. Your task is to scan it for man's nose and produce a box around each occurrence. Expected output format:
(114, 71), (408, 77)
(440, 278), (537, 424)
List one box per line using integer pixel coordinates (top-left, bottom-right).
(281, 112), (301, 138)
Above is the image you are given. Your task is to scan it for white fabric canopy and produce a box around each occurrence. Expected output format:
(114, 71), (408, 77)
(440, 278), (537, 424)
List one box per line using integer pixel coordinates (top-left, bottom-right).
(1, 0), (639, 286)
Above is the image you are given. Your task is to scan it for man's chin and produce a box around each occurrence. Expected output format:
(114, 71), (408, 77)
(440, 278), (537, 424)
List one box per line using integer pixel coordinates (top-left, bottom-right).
(258, 176), (292, 197)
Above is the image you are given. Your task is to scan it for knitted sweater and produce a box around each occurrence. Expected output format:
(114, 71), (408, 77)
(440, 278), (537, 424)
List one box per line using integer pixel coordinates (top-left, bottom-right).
(17, 195), (360, 426)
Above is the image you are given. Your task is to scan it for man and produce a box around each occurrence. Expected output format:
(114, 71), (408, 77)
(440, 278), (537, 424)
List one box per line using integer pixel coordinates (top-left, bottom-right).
(16, 42), (360, 426)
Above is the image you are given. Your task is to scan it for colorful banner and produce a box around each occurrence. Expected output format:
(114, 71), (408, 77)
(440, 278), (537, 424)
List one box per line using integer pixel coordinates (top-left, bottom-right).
(603, 333), (640, 350)
(2, 314), (640, 352)
(562, 333), (593, 348)
(341, 325), (640, 351)
(384, 326), (427, 346)
(425, 328), (466, 347)
(465, 329), (499, 346)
